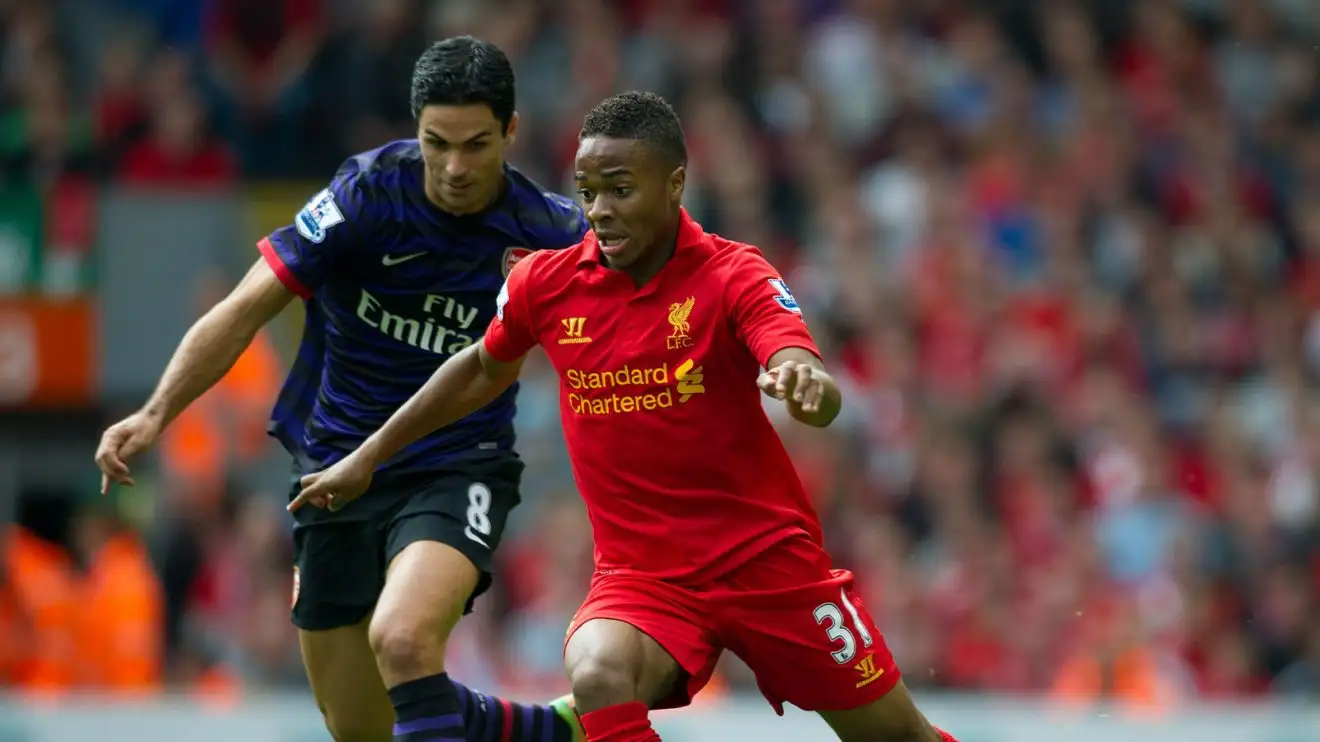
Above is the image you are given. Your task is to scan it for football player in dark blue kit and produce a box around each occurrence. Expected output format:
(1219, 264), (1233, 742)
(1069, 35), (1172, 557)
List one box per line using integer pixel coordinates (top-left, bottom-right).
(96, 37), (585, 742)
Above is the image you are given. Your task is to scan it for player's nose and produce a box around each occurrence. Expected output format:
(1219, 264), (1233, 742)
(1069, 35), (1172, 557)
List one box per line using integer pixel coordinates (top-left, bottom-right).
(441, 154), (469, 181)
(586, 195), (614, 224)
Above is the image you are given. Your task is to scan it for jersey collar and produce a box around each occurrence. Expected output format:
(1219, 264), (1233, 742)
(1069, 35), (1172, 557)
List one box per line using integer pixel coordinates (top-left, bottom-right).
(577, 207), (705, 267)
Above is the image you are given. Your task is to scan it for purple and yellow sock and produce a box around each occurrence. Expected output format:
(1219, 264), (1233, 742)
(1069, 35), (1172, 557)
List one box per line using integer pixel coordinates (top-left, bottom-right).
(389, 673), (464, 742)
(449, 679), (583, 742)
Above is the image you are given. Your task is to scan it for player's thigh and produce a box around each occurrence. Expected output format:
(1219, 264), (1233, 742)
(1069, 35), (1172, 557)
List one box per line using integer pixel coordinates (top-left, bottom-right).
(389, 455), (523, 611)
(723, 569), (903, 717)
(817, 681), (941, 742)
(564, 574), (720, 712)
(373, 538), (482, 647)
(370, 460), (522, 660)
(298, 618), (393, 742)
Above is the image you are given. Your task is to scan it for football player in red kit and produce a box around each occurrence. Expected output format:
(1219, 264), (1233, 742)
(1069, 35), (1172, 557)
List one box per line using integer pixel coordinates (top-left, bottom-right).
(292, 91), (960, 742)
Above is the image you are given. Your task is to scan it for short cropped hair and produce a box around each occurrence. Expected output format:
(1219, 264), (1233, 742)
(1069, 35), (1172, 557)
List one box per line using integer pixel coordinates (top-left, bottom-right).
(410, 36), (516, 131)
(579, 91), (688, 169)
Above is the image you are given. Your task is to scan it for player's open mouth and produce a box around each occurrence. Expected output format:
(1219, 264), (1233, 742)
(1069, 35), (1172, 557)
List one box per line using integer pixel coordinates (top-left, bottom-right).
(597, 234), (629, 255)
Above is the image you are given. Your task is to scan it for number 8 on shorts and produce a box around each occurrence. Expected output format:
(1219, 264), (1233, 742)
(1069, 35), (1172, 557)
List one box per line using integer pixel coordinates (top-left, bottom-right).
(465, 482), (493, 546)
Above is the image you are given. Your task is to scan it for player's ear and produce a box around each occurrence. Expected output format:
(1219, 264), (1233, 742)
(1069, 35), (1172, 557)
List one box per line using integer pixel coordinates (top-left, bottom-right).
(504, 112), (519, 146)
(668, 165), (685, 206)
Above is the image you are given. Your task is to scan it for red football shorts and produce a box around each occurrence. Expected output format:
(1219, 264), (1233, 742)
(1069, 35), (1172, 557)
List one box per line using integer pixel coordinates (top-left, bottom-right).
(564, 538), (901, 714)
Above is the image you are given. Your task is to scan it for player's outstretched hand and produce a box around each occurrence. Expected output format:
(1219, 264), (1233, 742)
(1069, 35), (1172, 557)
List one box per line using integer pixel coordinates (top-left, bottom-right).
(289, 453), (374, 513)
(758, 359), (826, 415)
(95, 411), (164, 494)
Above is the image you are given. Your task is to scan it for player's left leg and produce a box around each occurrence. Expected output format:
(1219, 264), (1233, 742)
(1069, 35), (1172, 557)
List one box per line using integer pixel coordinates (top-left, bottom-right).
(370, 459), (580, 742)
(817, 683), (951, 742)
(720, 565), (960, 742)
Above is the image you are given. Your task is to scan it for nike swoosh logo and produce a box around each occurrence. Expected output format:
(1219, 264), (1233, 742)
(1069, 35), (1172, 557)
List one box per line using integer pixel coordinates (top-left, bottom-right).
(382, 252), (426, 266)
(464, 527), (490, 549)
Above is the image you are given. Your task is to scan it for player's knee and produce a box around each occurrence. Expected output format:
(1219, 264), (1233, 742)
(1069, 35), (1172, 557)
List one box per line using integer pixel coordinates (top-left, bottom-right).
(368, 613), (445, 679)
(568, 656), (643, 713)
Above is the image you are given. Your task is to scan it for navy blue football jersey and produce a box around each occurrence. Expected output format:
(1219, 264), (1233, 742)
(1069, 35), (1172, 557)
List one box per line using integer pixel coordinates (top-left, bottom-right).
(258, 140), (587, 474)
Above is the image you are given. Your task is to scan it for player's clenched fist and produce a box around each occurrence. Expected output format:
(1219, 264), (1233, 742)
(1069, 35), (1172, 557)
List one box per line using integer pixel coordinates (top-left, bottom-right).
(95, 412), (164, 494)
(289, 452), (375, 513)
(758, 359), (828, 414)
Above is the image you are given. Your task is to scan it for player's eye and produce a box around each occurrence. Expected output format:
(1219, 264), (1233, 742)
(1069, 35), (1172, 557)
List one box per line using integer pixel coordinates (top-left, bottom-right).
(577, 189), (595, 202)
(613, 187), (632, 198)
(464, 141), (488, 152)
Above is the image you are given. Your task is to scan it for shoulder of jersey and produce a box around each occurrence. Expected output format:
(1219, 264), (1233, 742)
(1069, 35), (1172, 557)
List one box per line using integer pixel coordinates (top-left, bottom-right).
(698, 232), (769, 274)
(336, 139), (420, 179)
(328, 140), (418, 213)
(505, 166), (589, 245)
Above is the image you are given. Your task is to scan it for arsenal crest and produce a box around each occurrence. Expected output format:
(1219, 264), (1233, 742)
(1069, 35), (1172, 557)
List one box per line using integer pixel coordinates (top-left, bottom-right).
(503, 247), (532, 277)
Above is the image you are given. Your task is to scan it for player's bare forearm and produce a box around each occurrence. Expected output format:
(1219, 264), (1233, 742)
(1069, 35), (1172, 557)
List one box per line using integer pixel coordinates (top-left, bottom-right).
(763, 347), (841, 428)
(357, 343), (525, 467)
(141, 259), (293, 427)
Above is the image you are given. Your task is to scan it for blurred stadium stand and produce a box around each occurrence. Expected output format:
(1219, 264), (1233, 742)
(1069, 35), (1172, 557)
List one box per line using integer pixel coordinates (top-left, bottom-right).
(1, 0), (1319, 736)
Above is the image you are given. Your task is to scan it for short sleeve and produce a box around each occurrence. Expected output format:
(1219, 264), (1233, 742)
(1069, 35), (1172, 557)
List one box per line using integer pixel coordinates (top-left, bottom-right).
(483, 253), (540, 362)
(257, 176), (368, 298)
(726, 248), (820, 367)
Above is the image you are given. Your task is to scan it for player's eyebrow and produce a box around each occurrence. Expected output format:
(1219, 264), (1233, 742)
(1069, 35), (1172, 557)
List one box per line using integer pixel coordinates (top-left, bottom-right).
(423, 129), (492, 144)
(573, 167), (633, 181)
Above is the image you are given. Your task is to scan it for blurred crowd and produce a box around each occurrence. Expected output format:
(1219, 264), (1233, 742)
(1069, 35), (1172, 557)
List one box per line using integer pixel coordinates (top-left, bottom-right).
(3, 0), (1320, 709)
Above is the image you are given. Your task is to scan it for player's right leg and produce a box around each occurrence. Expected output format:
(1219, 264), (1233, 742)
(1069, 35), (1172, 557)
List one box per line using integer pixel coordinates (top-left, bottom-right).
(298, 619), (395, 741)
(564, 573), (722, 742)
(294, 580), (581, 742)
(292, 463), (581, 742)
(370, 459), (581, 742)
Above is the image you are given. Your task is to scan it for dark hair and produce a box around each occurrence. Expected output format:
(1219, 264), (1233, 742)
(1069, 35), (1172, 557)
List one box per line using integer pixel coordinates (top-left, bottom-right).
(580, 90), (688, 169)
(410, 36), (516, 131)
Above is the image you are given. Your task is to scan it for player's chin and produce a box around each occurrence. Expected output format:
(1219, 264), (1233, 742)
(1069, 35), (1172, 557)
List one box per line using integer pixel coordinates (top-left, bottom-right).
(438, 185), (483, 213)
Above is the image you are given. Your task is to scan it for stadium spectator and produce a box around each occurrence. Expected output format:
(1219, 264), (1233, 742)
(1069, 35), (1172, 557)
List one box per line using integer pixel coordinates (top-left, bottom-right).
(202, 0), (326, 176)
(118, 88), (236, 185)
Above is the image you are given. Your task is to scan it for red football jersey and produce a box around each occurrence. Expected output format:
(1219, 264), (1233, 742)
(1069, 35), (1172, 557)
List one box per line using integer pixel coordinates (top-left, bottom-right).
(485, 209), (827, 583)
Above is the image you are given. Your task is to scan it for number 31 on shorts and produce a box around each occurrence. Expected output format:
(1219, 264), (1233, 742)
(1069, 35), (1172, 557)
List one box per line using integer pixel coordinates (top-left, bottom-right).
(813, 589), (874, 664)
